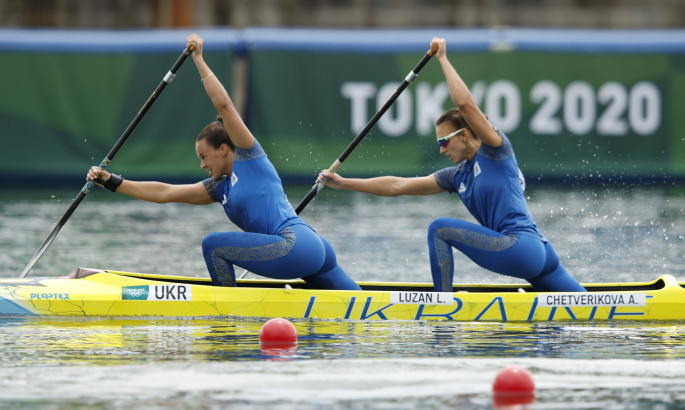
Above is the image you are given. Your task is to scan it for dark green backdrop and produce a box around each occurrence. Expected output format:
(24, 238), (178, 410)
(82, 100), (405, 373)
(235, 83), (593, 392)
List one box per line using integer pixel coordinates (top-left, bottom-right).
(2, 28), (683, 185)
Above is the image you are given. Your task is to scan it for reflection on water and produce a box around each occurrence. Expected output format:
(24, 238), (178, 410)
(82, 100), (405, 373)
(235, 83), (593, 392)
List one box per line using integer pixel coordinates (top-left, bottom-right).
(1, 317), (683, 365)
(0, 317), (683, 408)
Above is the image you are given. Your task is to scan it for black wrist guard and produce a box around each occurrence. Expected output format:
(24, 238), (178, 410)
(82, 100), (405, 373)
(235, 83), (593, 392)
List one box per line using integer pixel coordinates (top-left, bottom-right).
(97, 173), (123, 192)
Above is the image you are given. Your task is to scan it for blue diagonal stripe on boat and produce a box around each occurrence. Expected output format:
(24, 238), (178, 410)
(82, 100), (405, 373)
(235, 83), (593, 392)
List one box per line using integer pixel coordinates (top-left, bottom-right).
(304, 296), (315, 318)
(0, 297), (36, 315)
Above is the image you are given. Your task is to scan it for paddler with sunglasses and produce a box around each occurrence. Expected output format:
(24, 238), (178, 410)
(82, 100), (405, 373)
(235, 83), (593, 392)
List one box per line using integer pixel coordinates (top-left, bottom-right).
(318, 37), (586, 293)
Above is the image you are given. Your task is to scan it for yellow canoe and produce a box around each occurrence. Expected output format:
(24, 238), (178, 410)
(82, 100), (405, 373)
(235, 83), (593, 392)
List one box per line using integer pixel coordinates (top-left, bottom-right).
(1, 270), (683, 321)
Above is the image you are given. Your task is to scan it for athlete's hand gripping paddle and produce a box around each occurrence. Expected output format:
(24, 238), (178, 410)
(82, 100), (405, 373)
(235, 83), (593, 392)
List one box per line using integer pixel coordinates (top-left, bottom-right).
(294, 42), (439, 215)
(20, 42), (197, 278)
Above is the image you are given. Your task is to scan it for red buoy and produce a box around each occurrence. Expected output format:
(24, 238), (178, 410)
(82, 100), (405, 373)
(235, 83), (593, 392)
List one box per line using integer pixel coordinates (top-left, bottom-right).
(259, 318), (298, 344)
(492, 365), (535, 407)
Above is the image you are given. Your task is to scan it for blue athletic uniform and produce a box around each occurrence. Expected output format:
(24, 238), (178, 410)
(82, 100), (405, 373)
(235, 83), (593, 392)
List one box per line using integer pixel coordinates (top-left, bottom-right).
(431, 131), (586, 293)
(201, 139), (360, 290)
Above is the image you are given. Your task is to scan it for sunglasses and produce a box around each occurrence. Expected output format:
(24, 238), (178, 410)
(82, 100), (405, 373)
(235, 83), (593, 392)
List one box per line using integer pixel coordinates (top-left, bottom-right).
(437, 128), (466, 148)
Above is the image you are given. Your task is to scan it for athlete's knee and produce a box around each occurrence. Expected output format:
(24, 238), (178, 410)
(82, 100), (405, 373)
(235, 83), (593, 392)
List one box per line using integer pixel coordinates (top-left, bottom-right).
(428, 217), (452, 239)
(201, 232), (221, 254)
(428, 217), (448, 234)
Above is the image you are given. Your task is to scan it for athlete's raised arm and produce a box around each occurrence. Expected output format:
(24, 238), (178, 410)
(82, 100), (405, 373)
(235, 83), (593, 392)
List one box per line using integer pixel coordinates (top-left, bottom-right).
(187, 33), (254, 150)
(431, 37), (502, 148)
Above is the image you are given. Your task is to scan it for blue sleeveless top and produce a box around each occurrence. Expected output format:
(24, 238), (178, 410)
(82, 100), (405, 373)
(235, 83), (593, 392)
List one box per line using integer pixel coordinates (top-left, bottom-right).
(202, 140), (305, 235)
(433, 132), (546, 241)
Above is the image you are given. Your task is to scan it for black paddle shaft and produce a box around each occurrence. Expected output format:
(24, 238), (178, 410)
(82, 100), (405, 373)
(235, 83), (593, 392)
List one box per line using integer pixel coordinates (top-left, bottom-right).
(19, 43), (196, 278)
(294, 44), (439, 215)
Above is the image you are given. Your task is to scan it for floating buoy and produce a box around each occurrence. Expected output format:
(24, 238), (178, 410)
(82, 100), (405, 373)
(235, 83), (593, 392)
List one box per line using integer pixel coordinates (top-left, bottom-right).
(492, 365), (535, 407)
(259, 317), (298, 344)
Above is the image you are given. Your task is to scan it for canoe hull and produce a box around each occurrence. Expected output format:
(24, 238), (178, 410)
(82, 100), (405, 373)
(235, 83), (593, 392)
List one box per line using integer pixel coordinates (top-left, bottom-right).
(1, 271), (684, 321)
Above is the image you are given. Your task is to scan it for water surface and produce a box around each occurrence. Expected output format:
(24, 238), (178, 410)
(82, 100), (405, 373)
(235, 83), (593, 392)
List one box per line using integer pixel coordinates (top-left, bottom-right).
(1, 185), (684, 408)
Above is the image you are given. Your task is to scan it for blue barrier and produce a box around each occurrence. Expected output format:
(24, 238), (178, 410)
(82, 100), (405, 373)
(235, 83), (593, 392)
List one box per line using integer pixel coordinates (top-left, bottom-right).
(3, 27), (684, 54)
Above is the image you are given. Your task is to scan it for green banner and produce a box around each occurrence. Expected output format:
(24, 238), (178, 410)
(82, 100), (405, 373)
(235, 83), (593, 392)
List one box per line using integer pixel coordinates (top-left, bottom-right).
(2, 28), (683, 185)
(249, 49), (682, 181)
(0, 34), (234, 183)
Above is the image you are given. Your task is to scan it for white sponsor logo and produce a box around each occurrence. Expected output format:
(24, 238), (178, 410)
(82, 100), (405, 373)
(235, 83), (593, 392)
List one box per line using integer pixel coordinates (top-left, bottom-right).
(458, 182), (466, 193)
(390, 292), (454, 305)
(127, 288), (145, 298)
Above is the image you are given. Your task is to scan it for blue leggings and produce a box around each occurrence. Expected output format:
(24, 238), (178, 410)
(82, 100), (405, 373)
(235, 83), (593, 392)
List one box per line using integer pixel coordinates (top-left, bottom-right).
(427, 217), (586, 292)
(201, 224), (361, 290)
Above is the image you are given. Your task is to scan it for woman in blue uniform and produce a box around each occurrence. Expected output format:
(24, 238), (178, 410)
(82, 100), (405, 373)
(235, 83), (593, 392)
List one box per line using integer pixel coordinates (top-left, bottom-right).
(88, 33), (360, 291)
(318, 37), (585, 293)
